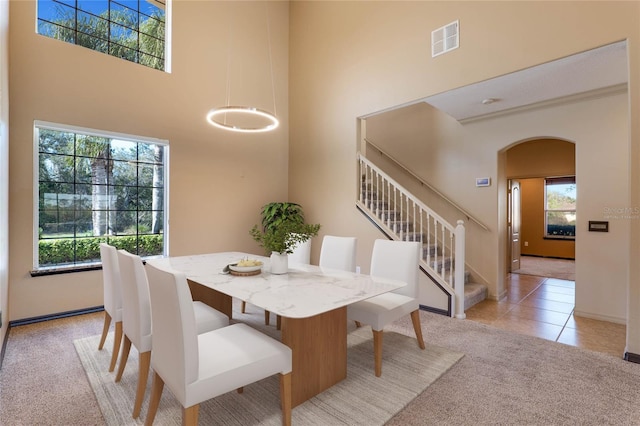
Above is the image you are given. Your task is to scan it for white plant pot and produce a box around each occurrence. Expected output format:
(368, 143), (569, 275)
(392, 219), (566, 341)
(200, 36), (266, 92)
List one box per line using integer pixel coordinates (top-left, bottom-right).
(270, 251), (289, 274)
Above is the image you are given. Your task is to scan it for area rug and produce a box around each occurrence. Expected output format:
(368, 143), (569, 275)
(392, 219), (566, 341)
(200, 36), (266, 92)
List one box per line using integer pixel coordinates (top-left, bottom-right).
(74, 304), (463, 425)
(512, 255), (575, 281)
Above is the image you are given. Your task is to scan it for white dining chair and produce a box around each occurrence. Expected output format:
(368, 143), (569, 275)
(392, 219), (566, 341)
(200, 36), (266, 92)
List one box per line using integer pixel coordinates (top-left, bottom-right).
(347, 239), (425, 377)
(289, 237), (312, 264)
(259, 235), (357, 330)
(98, 243), (123, 373)
(144, 262), (293, 426)
(115, 250), (229, 419)
(319, 235), (357, 272)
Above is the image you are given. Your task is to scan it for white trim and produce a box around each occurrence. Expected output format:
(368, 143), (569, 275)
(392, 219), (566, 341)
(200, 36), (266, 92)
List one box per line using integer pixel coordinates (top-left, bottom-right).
(34, 120), (168, 146)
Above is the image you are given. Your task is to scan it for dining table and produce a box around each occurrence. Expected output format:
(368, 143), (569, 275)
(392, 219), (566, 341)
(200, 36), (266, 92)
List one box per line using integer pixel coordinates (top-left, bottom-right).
(146, 251), (406, 407)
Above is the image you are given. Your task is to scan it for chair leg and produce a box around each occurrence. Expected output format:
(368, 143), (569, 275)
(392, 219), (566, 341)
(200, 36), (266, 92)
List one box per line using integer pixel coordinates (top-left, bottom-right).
(265, 310), (271, 326)
(109, 321), (123, 372)
(241, 301), (246, 313)
(280, 372), (292, 426)
(373, 329), (383, 377)
(133, 351), (151, 419)
(144, 372), (164, 426)
(115, 336), (132, 382)
(98, 311), (112, 350)
(410, 310), (426, 350)
(276, 315), (282, 331)
(183, 405), (200, 426)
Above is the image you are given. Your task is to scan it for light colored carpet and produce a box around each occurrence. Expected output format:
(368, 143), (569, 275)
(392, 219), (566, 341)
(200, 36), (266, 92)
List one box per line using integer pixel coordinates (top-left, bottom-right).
(387, 312), (640, 425)
(74, 304), (463, 425)
(512, 255), (575, 280)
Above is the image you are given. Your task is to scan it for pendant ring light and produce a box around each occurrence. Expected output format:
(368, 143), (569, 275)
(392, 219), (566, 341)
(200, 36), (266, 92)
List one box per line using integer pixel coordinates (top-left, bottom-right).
(207, 3), (279, 133)
(206, 106), (279, 133)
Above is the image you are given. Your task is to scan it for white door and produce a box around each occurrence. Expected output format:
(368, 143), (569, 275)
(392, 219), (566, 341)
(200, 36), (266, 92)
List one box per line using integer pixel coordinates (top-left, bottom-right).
(508, 179), (521, 271)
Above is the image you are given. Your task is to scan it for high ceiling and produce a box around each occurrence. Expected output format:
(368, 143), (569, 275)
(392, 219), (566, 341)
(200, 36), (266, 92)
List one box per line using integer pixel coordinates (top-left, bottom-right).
(420, 40), (628, 122)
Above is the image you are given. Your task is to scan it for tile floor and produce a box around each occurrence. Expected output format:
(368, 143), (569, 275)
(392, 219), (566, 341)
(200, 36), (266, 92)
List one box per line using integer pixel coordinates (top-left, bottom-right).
(464, 272), (627, 358)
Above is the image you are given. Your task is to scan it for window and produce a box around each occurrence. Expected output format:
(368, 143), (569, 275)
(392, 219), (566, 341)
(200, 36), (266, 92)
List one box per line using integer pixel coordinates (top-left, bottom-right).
(545, 176), (576, 239)
(35, 122), (168, 272)
(36, 0), (167, 71)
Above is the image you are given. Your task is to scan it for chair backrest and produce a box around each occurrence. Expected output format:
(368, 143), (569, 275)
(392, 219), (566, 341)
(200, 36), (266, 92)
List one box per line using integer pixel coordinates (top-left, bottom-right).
(288, 236), (311, 264)
(117, 250), (152, 351)
(319, 235), (357, 272)
(370, 239), (420, 298)
(145, 261), (199, 403)
(100, 243), (122, 319)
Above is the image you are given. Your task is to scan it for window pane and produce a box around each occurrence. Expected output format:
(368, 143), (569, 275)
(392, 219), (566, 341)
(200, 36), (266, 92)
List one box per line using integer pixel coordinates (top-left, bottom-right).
(115, 211), (137, 234)
(40, 153), (74, 183)
(110, 42), (138, 63)
(546, 183), (576, 210)
(111, 3), (139, 29)
(546, 211), (576, 237)
(78, 0), (108, 16)
(111, 139), (137, 161)
(39, 129), (74, 154)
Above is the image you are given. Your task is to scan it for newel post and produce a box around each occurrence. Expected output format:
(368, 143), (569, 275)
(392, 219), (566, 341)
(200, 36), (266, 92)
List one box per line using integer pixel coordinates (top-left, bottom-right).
(454, 220), (466, 319)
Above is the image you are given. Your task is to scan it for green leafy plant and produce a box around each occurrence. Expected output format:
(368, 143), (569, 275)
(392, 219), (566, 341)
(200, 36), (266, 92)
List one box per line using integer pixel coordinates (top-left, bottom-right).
(250, 202), (320, 254)
(260, 202), (306, 233)
(250, 222), (320, 255)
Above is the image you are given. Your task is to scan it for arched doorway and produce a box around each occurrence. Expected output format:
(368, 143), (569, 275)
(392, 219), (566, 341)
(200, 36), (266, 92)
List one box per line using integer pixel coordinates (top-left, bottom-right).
(505, 138), (576, 282)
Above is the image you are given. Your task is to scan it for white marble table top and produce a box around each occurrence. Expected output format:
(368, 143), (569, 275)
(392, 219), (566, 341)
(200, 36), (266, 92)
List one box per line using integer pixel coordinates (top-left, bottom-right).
(146, 252), (406, 319)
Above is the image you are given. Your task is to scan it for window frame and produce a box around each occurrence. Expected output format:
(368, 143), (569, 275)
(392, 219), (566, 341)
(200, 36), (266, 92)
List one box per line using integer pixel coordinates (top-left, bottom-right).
(544, 175), (576, 240)
(33, 120), (170, 273)
(36, 0), (171, 73)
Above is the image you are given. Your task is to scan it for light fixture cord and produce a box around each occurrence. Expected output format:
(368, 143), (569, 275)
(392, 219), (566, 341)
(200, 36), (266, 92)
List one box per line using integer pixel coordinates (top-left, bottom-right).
(265, 1), (277, 117)
(225, 12), (233, 109)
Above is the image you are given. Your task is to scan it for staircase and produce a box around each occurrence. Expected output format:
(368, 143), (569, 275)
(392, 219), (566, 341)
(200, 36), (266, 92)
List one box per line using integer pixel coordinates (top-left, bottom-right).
(357, 154), (487, 318)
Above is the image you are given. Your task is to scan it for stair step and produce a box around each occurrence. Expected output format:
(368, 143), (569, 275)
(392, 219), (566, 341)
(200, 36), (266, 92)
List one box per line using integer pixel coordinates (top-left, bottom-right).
(464, 282), (488, 310)
(378, 210), (402, 221)
(388, 221), (414, 232)
(401, 232), (424, 242)
(367, 200), (389, 210)
(422, 244), (441, 257)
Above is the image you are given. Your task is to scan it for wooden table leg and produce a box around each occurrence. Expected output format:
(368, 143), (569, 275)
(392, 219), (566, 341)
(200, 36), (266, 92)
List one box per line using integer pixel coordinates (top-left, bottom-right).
(187, 279), (233, 319)
(280, 307), (347, 407)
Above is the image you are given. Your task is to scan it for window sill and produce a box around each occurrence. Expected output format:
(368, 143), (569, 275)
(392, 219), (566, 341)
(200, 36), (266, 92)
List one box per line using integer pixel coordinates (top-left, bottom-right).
(30, 264), (102, 277)
(543, 236), (575, 241)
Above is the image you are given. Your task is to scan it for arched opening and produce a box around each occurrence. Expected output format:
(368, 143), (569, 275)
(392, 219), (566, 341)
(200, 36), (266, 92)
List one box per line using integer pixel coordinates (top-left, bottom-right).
(506, 138), (576, 282)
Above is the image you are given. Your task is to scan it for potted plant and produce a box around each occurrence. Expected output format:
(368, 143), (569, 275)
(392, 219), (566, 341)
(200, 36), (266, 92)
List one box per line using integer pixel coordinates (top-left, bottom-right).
(250, 202), (320, 274)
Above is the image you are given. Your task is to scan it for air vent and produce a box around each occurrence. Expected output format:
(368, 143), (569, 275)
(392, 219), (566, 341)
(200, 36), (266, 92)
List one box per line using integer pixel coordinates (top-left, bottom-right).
(432, 20), (459, 58)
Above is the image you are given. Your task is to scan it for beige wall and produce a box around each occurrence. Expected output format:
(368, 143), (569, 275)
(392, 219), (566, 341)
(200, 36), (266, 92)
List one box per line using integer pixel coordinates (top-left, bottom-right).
(508, 139), (576, 259)
(1, 0), (9, 347)
(288, 2), (639, 348)
(8, 1), (290, 320)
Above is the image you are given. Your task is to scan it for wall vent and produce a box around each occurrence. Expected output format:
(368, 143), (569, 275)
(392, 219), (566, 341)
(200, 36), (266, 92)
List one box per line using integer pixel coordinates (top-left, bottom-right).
(432, 20), (459, 58)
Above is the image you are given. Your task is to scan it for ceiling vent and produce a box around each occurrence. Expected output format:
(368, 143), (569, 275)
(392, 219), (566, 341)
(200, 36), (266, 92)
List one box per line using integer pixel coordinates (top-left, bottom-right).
(432, 20), (459, 58)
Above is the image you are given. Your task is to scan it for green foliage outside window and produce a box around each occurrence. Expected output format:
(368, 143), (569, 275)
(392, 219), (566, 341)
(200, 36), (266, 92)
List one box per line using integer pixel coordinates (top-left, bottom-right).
(39, 234), (163, 266)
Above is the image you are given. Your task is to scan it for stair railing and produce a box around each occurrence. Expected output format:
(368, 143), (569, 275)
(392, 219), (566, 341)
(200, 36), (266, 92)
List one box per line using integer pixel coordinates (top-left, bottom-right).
(357, 154), (467, 318)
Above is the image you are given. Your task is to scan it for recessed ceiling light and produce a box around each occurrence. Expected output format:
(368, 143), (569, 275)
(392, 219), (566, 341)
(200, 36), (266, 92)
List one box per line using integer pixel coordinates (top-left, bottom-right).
(481, 98), (499, 105)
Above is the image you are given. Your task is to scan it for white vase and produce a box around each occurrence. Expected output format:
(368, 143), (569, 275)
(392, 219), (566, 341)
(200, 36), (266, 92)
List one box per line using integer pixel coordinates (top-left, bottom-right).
(270, 251), (289, 274)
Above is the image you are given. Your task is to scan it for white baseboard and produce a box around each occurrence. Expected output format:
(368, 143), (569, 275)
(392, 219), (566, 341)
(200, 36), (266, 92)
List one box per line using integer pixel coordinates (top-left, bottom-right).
(573, 309), (626, 325)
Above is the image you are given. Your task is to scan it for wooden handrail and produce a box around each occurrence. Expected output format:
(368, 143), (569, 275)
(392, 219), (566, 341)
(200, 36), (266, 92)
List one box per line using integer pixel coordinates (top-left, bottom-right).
(364, 138), (489, 231)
